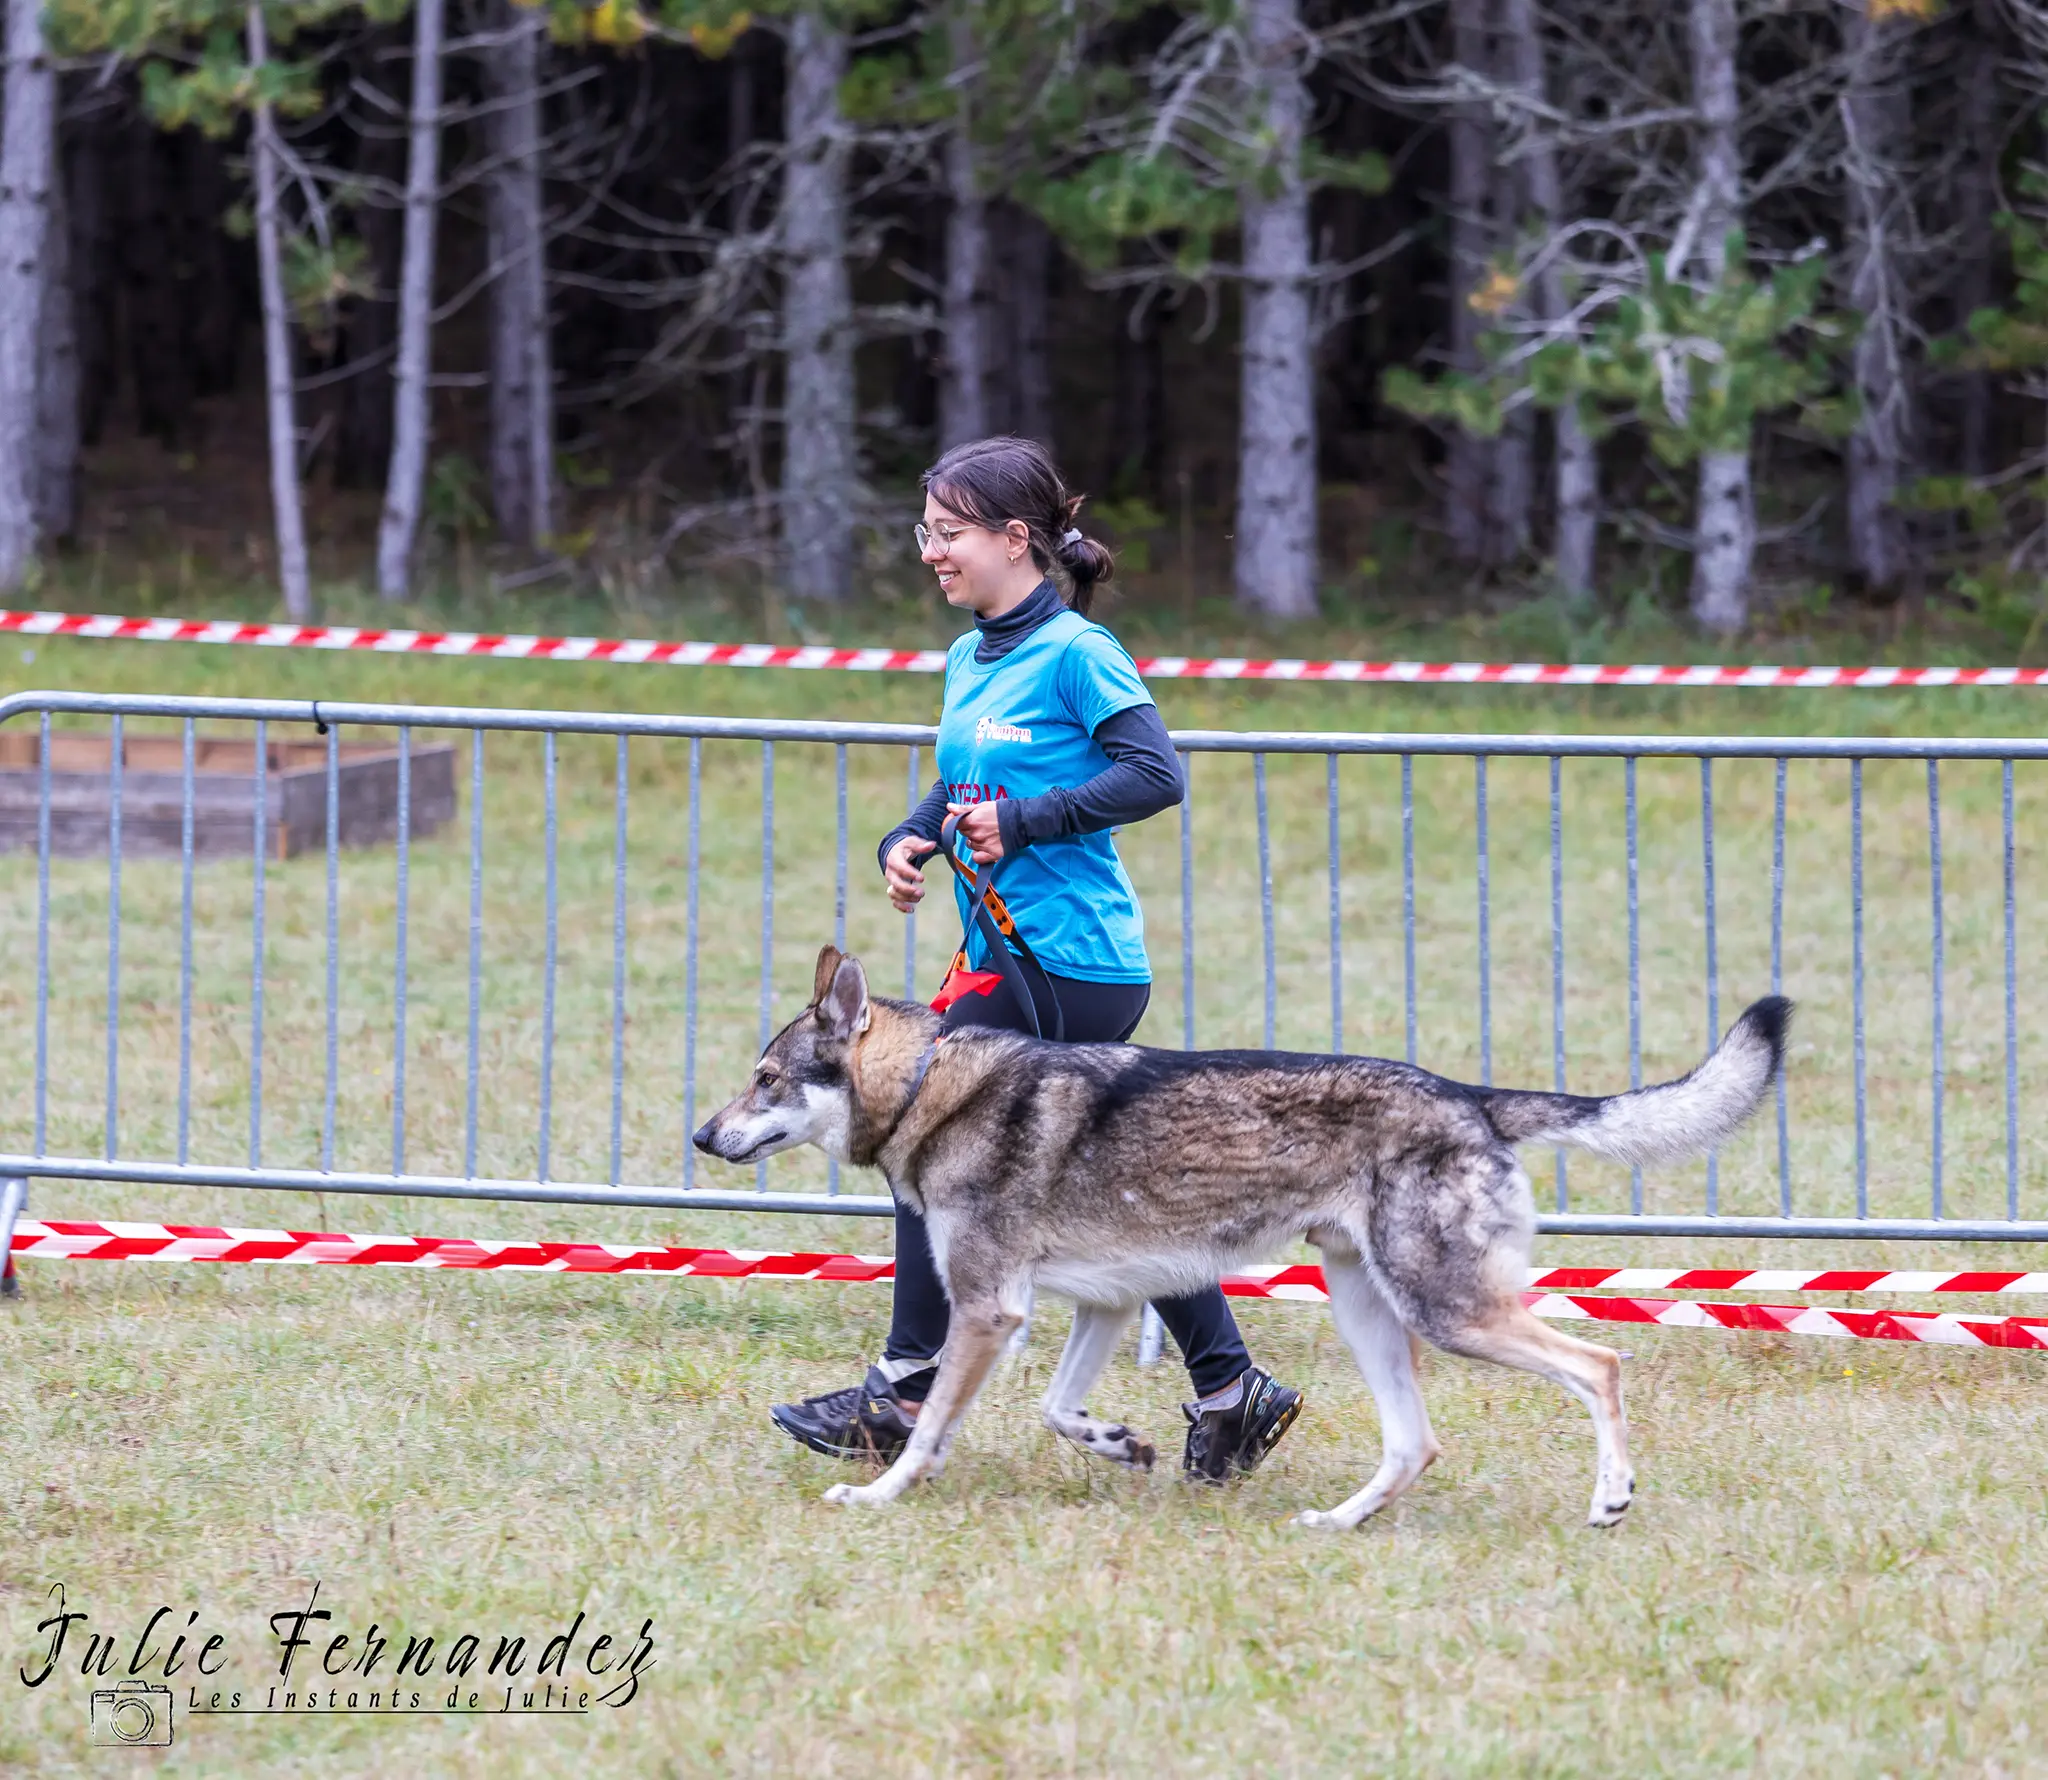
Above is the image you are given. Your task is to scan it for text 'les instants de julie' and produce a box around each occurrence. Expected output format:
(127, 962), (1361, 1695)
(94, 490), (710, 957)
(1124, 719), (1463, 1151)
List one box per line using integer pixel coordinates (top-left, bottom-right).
(19, 1581), (656, 1713)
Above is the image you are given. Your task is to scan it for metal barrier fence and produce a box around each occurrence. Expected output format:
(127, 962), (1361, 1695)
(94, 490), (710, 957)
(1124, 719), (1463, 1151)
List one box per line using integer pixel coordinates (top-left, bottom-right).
(2, 688), (2046, 1264)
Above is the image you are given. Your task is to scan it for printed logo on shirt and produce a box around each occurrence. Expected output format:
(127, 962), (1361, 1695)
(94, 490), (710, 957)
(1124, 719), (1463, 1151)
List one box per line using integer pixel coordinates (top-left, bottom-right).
(948, 782), (1007, 804)
(974, 716), (1034, 745)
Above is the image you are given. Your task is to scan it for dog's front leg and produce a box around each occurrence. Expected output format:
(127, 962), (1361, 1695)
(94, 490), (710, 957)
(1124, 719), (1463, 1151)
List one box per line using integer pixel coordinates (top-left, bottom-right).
(1042, 1302), (1155, 1469)
(822, 1294), (1020, 1508)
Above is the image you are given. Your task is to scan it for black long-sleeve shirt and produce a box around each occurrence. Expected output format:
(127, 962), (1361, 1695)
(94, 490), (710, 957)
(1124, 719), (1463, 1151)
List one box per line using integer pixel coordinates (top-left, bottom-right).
(877, 581), (1183, 872)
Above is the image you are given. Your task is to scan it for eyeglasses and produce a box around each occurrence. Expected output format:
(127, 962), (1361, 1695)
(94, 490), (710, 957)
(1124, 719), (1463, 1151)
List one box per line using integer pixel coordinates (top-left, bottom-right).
(914, 522), (978, 557)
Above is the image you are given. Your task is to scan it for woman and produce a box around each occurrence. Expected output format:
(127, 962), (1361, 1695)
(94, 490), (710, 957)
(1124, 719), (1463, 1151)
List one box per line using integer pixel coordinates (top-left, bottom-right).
(770, 435), (1303, 1483)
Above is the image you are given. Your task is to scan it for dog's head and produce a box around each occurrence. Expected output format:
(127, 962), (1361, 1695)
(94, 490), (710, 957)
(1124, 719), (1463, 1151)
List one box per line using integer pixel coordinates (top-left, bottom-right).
(691, 945), (875, 1166)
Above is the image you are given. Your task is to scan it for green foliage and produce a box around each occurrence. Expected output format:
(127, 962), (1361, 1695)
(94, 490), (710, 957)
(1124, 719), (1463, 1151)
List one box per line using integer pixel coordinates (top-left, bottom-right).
(424, 454), (490, 541)
(1894, 474), (2007, 532)
(1386, 234), (1852, 467)
(838, 50), (936, 127)
(1034, 150), (1240, 272)
(282, 233), (371, 353)
(1908, 150), (2048, 557)
(1037, 138), (1388, 275)
(1299, 144), (1391, 199)
(1089, 494), (1165, 572)
(1381, 364), (1505, 439)
(1942, 168), (2048, 374)
(837, 0), (1130, 209)
(1947, 568), (2048, 650)
(53, 0), (352, 126)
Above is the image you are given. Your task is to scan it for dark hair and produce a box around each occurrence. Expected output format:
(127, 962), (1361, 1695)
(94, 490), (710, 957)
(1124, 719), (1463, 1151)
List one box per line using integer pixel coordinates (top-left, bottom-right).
(921, 436), (1116, 618)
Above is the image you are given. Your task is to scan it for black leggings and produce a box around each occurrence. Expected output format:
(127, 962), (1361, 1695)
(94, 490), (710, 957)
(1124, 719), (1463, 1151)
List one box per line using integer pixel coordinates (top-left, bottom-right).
(884, 966), (1253, 1401)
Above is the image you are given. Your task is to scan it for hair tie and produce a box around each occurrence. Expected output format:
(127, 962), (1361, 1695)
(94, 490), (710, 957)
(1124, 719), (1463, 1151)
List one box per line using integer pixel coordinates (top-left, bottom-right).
(1061, 528), (1083, 546)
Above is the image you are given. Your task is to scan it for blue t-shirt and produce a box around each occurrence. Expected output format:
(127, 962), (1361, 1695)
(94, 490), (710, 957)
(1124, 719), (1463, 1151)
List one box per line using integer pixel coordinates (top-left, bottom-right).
(937, 608), (1155, 983)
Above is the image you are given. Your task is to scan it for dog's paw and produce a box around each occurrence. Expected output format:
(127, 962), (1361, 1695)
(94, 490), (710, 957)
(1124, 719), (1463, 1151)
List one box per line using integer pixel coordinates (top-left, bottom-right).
(1587, 1474), (1635, 1527)
(1048, 1413), (1157, 1470)
(822, 1481), (876, 1508)
(1089, 1422), (1156, 1470)
(1294, 1508), (1347, 1532)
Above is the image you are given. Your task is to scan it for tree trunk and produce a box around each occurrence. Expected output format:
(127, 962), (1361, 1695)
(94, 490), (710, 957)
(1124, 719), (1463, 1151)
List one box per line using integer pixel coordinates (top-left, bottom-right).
(121, 113), (190, 446)
(335, 27), (403, 490)
(1500, 0), (1597, 598)
(781, 10), (856, 603)
(1843, 2), (1912, 591)
(1444, 0), (1493, 564)
(0, 0), (56, 586)
(1488, 408), (1533, 564)
(1553, 407), (1598, 598)
(723, 28), (762, 493)
(70, 101), (113, 446)
(1957, 0), (2000, 475)
(180, 132), (240, 398)
(938, 18), (990, 448)
(1234, 0), (1318, 618)
(36, 122), (78, 545)
(1692, 449), (1754, 632)
(1008, 206), (1054, 446)
(978, 200), (1056, 444)
(1111, 290), (1163, 491)
(377, 0), (446, 599)
(484, 0), (552, 547)
(248, 2), (312, 620)
(1687, 0), (1751, 633)
(1485, 0), (1531, 578)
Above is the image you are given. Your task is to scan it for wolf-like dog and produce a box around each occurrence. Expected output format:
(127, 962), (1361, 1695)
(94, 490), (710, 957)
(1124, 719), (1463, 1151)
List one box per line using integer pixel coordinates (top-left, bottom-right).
(695, 945), (1790, 1528)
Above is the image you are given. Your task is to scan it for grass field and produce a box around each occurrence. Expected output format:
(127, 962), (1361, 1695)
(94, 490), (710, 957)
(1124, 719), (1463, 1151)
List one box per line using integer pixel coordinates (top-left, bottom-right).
(4, 607), (2048, 1775)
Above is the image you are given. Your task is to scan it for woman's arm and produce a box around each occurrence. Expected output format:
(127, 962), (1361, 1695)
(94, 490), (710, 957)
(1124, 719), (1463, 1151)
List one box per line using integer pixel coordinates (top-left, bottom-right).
(993, 704), (1184, 856)
(877, 777), (951, 873)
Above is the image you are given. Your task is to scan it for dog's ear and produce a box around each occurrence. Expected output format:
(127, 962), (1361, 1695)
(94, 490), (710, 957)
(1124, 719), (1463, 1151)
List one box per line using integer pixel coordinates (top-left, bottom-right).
(812, 944), (845, 1008)
(816, 952), (870, 1042)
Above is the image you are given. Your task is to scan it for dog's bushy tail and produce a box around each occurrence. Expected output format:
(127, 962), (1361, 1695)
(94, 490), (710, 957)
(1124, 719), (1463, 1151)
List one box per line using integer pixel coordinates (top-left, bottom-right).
(1479, 996), (1791, 1168)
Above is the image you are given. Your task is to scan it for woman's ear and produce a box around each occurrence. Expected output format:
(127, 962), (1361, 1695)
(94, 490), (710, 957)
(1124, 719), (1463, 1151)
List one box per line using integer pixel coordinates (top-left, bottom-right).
(1006, 519), (1029, 561)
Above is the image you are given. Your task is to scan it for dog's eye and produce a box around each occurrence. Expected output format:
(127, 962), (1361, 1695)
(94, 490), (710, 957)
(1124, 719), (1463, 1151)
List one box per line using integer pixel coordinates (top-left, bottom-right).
(756, 1071), (778, 1089)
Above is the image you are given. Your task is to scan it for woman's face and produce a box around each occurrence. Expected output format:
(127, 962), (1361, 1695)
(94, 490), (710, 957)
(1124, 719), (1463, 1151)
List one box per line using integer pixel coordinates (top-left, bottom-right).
(921, 494), (1036, 615)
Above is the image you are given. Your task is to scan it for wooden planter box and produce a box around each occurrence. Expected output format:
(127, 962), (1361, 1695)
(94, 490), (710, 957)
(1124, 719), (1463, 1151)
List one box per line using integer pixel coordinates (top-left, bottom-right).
(0, 730), (457, 860)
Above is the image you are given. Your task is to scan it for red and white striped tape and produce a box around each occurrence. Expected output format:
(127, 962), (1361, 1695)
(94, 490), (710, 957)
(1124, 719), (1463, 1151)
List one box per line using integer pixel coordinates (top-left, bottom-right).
(1524, 1264), (2048, 1295)
(6, 1220), (898, 1279)
(1523, 1292), (2048, 1349)
(0, 606), (2034, 690)
(13, 1221), (2048, 1348)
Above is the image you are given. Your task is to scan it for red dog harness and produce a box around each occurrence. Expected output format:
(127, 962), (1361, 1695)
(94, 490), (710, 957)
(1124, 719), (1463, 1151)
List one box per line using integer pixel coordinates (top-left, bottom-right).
(924, 812), (1066, 1039)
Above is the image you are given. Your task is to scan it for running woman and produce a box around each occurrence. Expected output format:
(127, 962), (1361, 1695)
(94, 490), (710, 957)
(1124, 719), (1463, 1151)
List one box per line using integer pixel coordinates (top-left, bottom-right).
(770, 435), (1304, 1482)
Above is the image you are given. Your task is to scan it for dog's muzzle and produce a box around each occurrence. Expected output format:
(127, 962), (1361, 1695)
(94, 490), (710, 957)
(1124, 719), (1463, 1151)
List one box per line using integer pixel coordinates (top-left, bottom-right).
(692, 1118), (785, 1163)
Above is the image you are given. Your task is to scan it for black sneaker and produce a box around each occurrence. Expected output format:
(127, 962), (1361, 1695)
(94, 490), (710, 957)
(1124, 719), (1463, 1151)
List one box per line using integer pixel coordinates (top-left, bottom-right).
(1181, 1367), (1303, 1484)
(771, 1364), (927, 1463)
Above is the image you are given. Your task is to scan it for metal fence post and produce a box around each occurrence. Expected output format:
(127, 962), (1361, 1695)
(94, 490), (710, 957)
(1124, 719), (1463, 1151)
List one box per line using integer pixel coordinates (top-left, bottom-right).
(0, 691), (2036, 1245)
(0, 1175), (24, 1297)
(1143, 753), (1197, 1370)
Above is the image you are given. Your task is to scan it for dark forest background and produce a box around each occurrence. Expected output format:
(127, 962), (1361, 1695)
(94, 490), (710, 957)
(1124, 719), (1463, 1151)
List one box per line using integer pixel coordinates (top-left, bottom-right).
(12, 0), (2048, 651)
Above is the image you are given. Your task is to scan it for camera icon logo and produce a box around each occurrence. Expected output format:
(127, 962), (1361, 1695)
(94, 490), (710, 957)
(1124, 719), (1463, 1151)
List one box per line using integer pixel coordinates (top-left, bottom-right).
(89, 1679), (174, 1747)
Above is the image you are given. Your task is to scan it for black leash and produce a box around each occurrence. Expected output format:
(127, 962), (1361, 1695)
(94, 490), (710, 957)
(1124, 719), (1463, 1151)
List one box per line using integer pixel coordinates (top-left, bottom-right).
(931, 811), (1066, 1042)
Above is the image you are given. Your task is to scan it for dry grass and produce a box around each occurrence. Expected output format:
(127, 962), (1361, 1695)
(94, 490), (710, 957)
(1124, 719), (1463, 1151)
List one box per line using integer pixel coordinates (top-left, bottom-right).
(4, 1261), (2047, 1776)
(3, 633), (2047, 1776)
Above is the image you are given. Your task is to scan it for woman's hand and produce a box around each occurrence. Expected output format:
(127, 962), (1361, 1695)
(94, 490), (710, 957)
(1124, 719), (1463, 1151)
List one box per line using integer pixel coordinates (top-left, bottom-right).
(884, 836), (937, 912)
(946, 801), (1005, 866)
